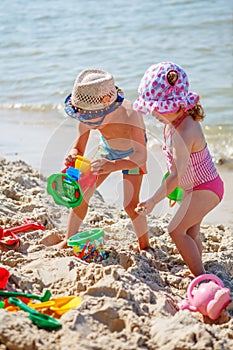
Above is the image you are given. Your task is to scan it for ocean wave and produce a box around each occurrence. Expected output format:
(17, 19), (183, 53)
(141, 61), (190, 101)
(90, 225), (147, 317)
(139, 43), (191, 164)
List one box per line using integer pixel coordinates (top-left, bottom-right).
(0, 102), (63, 112)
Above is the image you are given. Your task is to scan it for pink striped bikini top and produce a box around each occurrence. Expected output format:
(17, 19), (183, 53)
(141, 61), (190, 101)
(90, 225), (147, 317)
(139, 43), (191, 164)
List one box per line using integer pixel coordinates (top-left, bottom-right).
(163, 113), (218, 189)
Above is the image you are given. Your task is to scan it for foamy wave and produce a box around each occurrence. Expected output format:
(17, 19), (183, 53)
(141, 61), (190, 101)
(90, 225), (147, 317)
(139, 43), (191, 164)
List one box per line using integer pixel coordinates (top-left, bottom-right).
(0, 102), (63, 112)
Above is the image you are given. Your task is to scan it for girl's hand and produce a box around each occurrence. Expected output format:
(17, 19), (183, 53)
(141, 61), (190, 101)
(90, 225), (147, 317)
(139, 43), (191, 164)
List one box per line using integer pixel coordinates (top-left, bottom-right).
(135, 197), (156, 216)
(91, 158), (115, 175)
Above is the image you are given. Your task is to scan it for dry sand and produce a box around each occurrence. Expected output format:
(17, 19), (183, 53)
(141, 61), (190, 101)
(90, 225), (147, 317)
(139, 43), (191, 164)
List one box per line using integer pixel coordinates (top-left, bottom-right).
(0, 158), (232, 350)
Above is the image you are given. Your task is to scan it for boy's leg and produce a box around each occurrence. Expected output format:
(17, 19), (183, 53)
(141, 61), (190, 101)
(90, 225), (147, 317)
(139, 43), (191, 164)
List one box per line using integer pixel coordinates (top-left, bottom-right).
(55, 174), (109, 248)
(123, 174), (149, 250)
(168, 190), (220, 276)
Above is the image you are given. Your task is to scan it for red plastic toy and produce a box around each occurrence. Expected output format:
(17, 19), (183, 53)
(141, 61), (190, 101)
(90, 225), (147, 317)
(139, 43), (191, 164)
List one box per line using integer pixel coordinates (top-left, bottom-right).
(0, 218), (45, 246)
(0, 267), (10, 289)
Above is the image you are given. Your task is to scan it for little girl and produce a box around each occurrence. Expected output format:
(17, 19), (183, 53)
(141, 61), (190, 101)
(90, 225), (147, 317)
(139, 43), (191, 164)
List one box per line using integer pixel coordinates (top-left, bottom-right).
(134, 62), (224, 276)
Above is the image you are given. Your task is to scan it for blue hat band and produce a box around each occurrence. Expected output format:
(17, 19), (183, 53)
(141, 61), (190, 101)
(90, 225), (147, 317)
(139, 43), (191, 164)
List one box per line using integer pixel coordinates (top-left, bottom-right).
(64, 87), (124, 124)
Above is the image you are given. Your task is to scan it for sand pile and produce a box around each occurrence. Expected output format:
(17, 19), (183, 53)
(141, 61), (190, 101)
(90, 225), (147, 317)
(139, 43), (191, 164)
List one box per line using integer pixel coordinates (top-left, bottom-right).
(0, 158), (232, 350)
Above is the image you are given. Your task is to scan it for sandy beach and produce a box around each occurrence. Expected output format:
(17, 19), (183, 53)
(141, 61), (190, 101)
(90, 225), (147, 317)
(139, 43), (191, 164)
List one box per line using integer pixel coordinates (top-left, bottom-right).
(1, 1), (232, 348)
(0, 157), (232, 350)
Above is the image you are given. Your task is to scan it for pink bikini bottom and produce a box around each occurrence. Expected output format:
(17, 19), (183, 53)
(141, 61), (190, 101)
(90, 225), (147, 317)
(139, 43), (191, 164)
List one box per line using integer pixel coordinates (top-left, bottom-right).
(192, 175), (224, 201)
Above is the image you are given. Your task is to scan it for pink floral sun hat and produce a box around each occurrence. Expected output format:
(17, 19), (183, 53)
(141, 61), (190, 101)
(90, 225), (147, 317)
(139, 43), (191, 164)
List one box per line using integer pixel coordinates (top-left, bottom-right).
(133, 62), (199, 115)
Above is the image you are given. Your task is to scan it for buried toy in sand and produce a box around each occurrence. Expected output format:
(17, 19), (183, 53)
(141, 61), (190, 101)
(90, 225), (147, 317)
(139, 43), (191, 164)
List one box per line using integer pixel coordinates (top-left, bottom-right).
(0, 288), (82, 330)
(0, 267), (10, 289)
(67, 228), (107, 263)
(0, 218), (44, 247)
(7, 297), (62, 331)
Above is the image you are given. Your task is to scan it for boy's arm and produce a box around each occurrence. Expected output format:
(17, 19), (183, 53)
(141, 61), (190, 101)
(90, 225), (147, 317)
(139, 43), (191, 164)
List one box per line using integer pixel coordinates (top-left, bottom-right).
(65, 123), (90, 165)
(113, 109), (147, 171)
(91, 104), (147, 175)
(91, 120), (147, 174)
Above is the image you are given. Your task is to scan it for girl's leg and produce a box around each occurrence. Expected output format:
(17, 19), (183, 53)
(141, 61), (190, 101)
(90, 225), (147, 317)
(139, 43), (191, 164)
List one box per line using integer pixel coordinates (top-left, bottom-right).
(187, 223), (202, 256)
(168, 190), (220, 276)
(123, 174), (149, 250)
(56, 174), (109, 248)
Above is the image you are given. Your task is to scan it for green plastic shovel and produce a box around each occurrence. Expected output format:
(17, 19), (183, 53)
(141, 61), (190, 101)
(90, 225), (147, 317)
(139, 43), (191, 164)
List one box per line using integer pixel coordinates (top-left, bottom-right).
(0, 289), (51, 302)
(8, 297), (62, 331)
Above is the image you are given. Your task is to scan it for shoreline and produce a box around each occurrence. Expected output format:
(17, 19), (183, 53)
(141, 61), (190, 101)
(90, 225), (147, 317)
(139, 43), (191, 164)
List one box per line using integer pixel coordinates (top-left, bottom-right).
(1, 109), (233, 228)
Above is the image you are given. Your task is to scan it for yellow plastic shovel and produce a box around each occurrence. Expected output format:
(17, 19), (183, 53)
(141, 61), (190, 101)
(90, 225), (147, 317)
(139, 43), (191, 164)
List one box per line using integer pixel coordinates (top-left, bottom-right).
(28, 295), (82, 317)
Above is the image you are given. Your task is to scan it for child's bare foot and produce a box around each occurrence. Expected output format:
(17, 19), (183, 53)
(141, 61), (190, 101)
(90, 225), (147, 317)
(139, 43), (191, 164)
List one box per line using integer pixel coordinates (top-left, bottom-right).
(53, 240), (69, 249)
(131, 245), (155, 259)
(140, 246), (156, 259)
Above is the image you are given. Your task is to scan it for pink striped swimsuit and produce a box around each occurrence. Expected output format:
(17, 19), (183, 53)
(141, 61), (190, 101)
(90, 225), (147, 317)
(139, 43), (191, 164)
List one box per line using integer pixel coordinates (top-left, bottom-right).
(163, 114), (224, 201)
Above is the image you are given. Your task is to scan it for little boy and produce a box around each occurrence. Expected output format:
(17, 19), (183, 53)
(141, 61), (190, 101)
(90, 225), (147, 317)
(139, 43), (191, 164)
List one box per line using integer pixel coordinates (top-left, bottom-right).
(56, 68), (149, 250)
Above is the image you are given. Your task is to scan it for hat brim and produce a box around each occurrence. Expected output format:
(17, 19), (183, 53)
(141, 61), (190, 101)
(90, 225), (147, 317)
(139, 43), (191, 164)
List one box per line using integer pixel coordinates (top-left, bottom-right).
(64, 87), (124, 120)
(134, 92), (199, 115)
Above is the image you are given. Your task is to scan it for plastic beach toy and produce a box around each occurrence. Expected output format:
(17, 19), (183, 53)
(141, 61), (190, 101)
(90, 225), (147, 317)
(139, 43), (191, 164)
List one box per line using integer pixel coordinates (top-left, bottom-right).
(178, 274), (230, 320)
(8, 297), (62, 330)
(0, 218), (45, 246)
(3, 296), (31, 311)
(47, 172), (83, 208)
(47, 156), (97, 208)
(0, 289), (51, 302)
(50, 296), (82, 316)
(162, 172), (183, 206)
(65, 160), (97, 194)
(0, 267), (10, 289)
(75, 155), (91, 173)
(68, 229), (107, 263)
(28, 295), (82, 317)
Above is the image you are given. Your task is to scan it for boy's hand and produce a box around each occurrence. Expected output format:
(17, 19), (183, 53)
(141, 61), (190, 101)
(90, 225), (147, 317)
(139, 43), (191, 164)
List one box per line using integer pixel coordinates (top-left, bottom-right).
(91, 158), (115, 175)
(64, 149), (78, 166)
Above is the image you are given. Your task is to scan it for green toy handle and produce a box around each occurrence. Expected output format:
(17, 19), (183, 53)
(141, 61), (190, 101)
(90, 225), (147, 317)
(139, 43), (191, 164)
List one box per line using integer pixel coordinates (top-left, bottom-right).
(0, 289), (51, 302)
(8, 297), (62, 330)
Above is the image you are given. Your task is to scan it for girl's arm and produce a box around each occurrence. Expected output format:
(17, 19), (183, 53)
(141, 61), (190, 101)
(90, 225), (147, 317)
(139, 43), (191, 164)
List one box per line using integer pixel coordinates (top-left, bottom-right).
(136, 125), (193, 215)
(135, 172), (179, 215)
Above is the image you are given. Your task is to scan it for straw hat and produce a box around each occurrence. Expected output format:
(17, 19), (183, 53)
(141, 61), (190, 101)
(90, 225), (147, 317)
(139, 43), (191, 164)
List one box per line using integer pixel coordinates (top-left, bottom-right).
(71, 69), (118, 111)
(134, 62), (199, 115)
